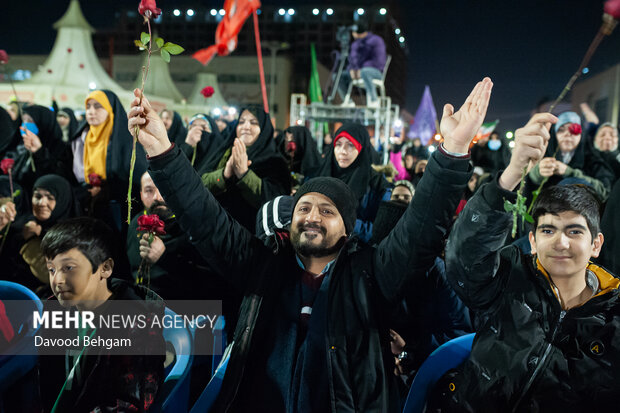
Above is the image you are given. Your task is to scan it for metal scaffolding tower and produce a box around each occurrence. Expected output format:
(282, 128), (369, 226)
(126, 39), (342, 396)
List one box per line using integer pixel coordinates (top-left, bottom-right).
(289, 94), (399, 160)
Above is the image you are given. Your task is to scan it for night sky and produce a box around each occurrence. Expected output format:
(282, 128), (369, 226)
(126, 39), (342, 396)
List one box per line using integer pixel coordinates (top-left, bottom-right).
(2, 0), (620, 132)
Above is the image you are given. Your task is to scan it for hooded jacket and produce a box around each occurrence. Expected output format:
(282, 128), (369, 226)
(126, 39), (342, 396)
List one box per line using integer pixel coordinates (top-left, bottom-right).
(438, 177), (620, 412)
(147, 144), (471, 412)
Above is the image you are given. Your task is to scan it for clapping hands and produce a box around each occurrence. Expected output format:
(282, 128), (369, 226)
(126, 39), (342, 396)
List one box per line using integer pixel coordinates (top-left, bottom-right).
(223, 139), (252, 180)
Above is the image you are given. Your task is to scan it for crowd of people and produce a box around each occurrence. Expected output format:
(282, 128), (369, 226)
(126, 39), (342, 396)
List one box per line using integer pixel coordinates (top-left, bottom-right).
(0, 72), (619, 411)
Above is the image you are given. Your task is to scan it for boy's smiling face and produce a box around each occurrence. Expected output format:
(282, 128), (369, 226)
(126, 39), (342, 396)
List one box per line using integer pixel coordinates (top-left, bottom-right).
(529, 211), (604, 281)
(47, 248), (113, 309)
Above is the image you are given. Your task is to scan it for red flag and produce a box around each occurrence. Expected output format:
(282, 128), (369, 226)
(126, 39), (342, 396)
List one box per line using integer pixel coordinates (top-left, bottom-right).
(193, 0), (261, 65)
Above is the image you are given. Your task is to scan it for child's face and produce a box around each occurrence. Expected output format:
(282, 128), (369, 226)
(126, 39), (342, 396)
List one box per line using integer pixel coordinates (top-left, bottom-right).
(47, 248), (112, 309)
(529, 211), (603, 281)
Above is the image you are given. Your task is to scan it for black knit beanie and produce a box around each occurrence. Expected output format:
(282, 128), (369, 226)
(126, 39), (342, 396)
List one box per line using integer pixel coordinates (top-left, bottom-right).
(293, 177), (358, 234)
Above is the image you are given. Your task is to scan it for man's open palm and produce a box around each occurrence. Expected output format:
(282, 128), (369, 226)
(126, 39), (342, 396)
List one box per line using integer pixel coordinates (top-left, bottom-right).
(440, 77), (493, 153)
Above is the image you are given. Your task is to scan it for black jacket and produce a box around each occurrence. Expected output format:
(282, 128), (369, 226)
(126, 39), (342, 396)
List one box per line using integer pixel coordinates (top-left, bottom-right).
(39, 279), (165, 413)
(147, 145), (471, 412)
(439, 177), (620, 412)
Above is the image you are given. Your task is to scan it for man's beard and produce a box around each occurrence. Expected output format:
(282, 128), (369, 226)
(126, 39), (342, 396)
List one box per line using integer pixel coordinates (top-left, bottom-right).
(147, 200), (174, 221)
(290, 223), (345, 258)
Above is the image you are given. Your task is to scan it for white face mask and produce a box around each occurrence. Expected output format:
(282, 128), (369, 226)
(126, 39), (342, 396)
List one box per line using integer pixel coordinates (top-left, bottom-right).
(488, 140), (502, 151)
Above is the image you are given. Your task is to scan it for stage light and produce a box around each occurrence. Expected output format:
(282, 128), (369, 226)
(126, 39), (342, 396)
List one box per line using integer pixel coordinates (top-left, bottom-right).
(394, 119), (403, 128)
(288, 8), (295, 15)
(395, 28), (401, 35)
(582, 67), (590, 74)
(88, 82), (97, 90)
(509, 141), (516, 148)
(218, 9), (225, 16)
(428, 145), (436, 153)
(212, 108), (222, 116)
(278, 8), (286, 15)
(312, 8), (319, 15)
(357, 8), (365, 15)
(506, 131), (514, 139)
(210, 9), (217, 16)
(187, 9), (194, 16)
(326, 8), (333, 15)
(379, 8), (387, 15)
(398, 36), (405, 43)
(434, 133), (442, 141)
(173, 9), (181, 16)
(228, 107), (237, 116)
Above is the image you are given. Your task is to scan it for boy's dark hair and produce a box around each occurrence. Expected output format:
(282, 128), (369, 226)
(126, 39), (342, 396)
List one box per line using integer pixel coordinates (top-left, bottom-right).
(532, 184), (601, 240)
(40, 217), (115, 273)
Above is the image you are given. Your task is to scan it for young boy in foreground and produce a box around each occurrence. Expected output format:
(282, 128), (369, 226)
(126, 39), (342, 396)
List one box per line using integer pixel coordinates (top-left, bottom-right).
(436, 113), (620, 411)
(38, 217), (164, 412)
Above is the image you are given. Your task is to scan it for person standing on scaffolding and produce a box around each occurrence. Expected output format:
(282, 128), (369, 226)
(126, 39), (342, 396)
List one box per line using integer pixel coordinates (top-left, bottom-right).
(338, 18), (387, 108)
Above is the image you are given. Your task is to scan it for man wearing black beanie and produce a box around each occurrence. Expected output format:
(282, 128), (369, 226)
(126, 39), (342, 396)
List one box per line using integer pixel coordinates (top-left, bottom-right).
(129, 77), (493, 412)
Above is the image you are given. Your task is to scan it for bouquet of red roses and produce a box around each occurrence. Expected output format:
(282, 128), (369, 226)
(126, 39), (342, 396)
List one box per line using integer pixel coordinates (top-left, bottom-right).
(136, 214), (166, 285)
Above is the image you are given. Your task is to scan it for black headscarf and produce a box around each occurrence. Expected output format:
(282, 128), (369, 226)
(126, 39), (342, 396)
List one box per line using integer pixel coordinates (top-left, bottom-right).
(0, 106), (19, 157)
(167, 110), (188, 146)
(57, 107), (79, 142)
(317, 122), (390, 200)
(22, 105), (64, 148)
(200, 104), (283, 173)
(73, 90), (147, 198)
(185, 114), (226, 174)
(545, 123), (615, 190)
(279, 126), (322, 177)
(31, 174), (76, 231)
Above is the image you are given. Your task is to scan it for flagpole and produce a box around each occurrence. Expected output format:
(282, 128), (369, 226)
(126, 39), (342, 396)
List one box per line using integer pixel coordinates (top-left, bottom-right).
(252, 11), (269, 113)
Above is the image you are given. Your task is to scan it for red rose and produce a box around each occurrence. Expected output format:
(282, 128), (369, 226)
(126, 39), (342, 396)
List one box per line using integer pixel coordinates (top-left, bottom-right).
(138, 0), (162, 19)
(201, 86), (215, 98)
(285, 141), (297, 155)
(0, 159), (14, 175)
(137, 214), (166, 236)
(88, 173), (102, 187)
(568, 123), (582, 135)
(605, 0), (620, 19)
(0, 50), (8, 65)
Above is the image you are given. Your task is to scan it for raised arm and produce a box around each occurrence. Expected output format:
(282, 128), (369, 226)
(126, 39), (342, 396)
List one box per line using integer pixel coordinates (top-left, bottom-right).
(446, 113), (557, 311)
(127, 89), (266, 289)
(373, 78), (493, 302)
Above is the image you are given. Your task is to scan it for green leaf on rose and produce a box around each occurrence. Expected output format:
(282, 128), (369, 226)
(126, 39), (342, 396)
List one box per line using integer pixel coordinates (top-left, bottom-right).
(141, 32), (150, 46)
(163, 42), (184, 55)
(160, 49), (170, 63)
(134, 40), (145, 50)
(12, 190), (20, 198)
(155, 37), (164, 48)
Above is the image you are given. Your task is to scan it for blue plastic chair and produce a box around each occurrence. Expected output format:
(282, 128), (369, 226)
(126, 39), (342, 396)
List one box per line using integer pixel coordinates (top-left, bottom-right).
(158, 306), (194, 413)
(0, 281), (43, 394)
(402, 333), (475, 413)
(190, 344), (231, 413)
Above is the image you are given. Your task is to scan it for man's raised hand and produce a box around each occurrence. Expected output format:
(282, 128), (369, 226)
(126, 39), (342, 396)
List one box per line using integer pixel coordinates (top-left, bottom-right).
(440, 77), (493, 154)
(499, 113), (558, 191)
(127, 89), (171, 157)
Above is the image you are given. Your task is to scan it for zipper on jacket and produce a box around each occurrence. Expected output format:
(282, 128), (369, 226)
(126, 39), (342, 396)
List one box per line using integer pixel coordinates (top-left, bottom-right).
(511, 310), (566, 412)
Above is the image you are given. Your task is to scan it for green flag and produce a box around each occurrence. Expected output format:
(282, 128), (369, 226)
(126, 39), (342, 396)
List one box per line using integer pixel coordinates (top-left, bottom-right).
(309, 43), (323, 103)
